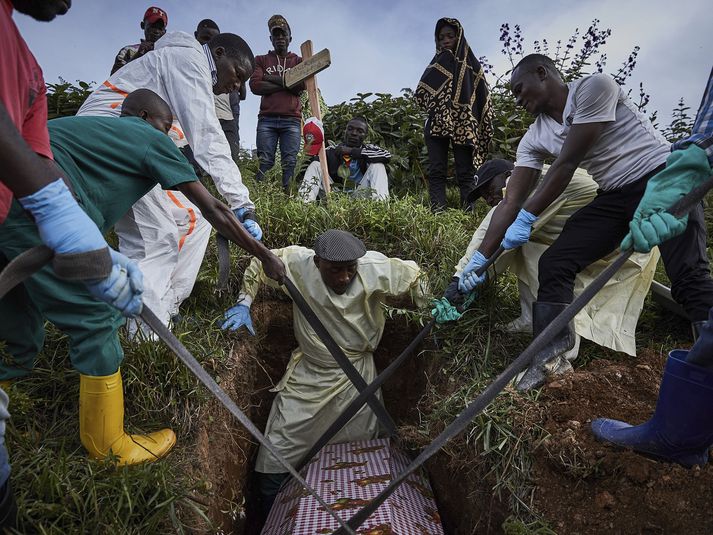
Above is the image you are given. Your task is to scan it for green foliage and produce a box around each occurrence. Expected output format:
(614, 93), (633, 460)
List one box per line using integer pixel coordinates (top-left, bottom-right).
(251, 178), (477, 291)
(46, 79), (94, 120)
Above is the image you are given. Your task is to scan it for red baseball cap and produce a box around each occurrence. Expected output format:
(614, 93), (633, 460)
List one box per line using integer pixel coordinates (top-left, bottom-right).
(303, 118), (324, 156)
(143, 6), (168, 25)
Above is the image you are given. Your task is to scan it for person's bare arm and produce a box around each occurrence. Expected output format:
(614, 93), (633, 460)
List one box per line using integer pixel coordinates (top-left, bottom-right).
(0, 100), (59, 197)
(177, 181), (286, 282)
(523, 122), (605, 216)
(477, 167), (540, 257)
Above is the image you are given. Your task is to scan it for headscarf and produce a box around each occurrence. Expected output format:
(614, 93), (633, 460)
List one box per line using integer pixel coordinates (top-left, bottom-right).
(415, 18), (493, 167)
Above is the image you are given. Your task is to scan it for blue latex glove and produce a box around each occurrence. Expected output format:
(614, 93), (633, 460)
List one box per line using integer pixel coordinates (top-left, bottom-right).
(621, 145), (712, 253)
(458, 251), (489, 293)
(221, 303), (255, 334)
(18, 178), (108, 255)
(233, 207), (263, 241)
(501, 208), (538, 250)
(85, 249), (144, 317)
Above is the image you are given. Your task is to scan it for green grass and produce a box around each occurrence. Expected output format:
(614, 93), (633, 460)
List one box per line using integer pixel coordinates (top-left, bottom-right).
(5, 161), (702, 533)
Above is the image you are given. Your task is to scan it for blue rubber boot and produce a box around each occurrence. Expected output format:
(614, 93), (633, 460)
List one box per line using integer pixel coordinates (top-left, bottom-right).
(591, 350), (713, 468)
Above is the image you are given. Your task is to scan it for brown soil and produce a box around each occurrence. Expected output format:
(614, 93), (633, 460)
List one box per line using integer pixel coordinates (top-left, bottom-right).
(527, 349), (713, 535)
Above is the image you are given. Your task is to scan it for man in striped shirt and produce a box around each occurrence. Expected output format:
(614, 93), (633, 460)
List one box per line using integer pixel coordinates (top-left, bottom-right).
(298, 116), (391, 201)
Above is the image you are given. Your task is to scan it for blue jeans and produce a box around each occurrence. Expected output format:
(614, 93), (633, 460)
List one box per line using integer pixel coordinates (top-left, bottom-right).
(255, 116), (301, 187)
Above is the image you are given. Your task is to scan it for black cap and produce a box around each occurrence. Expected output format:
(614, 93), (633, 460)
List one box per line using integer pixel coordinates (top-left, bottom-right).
(467, 159), (514, 203)
(314, 230), (366, 262)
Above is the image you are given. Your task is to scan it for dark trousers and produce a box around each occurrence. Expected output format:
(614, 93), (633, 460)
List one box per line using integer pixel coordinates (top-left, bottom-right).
(687, 305), (713, 367)
(424, 134), (475, 211)
(219, 118), (240, 162)
(538, 167), (713, 322)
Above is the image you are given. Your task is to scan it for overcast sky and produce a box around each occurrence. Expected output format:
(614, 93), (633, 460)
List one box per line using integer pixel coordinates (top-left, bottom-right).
(15, 0), (711, 150)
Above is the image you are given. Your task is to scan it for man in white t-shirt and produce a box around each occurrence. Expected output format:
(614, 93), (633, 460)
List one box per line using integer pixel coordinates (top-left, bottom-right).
(459, 54), (713, 390)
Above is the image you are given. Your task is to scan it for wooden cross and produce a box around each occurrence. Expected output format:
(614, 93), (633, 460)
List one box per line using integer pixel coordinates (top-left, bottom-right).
(298, 40), (331, 195)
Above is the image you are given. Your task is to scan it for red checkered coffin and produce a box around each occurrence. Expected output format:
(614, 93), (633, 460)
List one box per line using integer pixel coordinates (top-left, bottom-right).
(262, 438), (445, 534)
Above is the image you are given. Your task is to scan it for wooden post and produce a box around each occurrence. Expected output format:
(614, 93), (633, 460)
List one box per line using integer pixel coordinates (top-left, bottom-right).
(300, 40), (331, 196)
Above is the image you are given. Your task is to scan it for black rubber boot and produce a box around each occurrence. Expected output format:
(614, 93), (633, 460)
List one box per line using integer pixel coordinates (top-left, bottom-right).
(692, 321), (706, 342)
(0, 479), (17, 532)
(516, 301), (576, 391)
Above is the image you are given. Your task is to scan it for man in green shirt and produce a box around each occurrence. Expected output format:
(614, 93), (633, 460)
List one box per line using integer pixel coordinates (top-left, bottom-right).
(0, 89), (285, 465)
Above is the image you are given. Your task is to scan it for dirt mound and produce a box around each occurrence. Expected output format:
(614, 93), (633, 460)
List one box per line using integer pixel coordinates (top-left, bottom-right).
(530, 350), (713, 534)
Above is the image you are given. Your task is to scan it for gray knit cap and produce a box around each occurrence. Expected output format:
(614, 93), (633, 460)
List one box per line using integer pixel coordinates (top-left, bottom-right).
(313, 230), (366, 262)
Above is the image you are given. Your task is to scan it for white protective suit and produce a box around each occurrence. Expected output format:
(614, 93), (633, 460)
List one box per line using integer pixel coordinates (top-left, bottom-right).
(77, 32), (253, 332)
(455, 167), (660, 357)
(237, 246), (427, 473)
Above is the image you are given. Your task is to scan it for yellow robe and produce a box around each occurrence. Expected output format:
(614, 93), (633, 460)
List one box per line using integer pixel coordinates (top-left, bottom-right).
(455, 167), (660, 356)
(239, 246), (427, 473)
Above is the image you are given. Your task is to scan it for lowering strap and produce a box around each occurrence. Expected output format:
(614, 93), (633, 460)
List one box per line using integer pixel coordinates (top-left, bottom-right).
(296, 317), (436, 472)
(0, 246), (112, 297)
(216, 234), (231, 290)
(293, 246), (505, 473)
(334, 178), (713, 533)
(0, 249), (356, 534)
(282, 278), (397, 436)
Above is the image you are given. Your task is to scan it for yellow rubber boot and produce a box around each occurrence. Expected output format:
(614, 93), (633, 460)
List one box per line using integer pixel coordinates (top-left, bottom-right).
(79, 370), (176, 465)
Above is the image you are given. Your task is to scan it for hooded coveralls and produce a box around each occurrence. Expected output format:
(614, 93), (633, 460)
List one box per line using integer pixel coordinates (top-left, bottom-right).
(77, 31), (253, 330)
(237, 246), (427, 473)
(0, 116), (198, 378)
(455, 167), (660, 357)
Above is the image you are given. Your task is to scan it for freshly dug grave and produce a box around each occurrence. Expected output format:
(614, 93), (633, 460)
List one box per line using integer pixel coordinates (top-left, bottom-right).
(527, 349), (713, 535)
(192, 299), (295, 533)
(192, 299), (436, 534)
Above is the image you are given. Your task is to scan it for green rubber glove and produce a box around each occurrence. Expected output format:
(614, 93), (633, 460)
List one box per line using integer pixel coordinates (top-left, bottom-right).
(621, 145), (712, 253)
(431, 297), (464, 324)
(430, 291), (477, 324)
